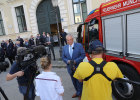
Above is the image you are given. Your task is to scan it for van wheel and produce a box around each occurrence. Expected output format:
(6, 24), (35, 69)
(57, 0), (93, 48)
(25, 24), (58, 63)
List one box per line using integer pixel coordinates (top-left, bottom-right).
(112, 64), (140, 100)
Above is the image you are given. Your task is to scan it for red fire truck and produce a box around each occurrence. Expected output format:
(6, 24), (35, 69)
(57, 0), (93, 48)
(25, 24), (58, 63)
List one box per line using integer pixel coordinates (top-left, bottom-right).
(77, 0), (140, 99)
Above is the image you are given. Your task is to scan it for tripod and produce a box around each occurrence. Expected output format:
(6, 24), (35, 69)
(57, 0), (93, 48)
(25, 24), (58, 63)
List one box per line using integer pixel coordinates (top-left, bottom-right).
(0, 87), (8, 100)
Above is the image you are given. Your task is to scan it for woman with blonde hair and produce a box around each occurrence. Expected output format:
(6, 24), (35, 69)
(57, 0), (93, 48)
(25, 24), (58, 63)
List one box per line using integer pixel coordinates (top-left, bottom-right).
(35, 56), (64, 100)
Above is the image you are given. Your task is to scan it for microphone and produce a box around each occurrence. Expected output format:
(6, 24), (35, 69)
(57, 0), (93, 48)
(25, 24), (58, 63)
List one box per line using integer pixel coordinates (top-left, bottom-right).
(72, 47), (74, 49)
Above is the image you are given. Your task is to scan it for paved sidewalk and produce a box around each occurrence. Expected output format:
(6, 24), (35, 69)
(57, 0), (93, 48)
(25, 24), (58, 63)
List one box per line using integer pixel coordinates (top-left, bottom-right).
(46, 46), (66, 68)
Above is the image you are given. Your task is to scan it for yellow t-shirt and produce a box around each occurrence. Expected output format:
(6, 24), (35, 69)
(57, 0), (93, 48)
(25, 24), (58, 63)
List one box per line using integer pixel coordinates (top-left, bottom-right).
(73, 58), (123, 100)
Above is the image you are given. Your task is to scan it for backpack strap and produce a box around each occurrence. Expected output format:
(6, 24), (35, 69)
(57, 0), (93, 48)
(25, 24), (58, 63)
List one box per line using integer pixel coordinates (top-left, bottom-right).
(99, 61), (112, 81)
(84, 60), (112, 81)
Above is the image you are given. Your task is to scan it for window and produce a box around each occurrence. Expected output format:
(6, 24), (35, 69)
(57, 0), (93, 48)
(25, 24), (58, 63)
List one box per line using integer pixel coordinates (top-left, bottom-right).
(0, 12), (5, 36)
(84, 19), (99, 52)
(73, 0), (87, 23)
(15, 6), (27, 33)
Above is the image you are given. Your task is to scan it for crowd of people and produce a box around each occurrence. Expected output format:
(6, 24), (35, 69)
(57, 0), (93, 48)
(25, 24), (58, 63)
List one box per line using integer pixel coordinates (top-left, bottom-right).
(0, 29), (68, 64)
(3, 32), (123, 100)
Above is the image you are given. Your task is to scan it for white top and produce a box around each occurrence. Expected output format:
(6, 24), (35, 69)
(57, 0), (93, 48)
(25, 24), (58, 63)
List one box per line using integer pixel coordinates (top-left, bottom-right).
(35, 72), (64, 100)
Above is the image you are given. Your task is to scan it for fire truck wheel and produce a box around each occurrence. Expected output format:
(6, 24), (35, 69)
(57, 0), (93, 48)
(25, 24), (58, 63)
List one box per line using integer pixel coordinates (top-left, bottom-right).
(112, 64), (140, 100)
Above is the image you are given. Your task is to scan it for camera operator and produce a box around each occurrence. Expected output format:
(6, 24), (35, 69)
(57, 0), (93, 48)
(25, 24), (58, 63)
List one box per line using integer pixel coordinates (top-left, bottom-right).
(6, 47), (35, 100)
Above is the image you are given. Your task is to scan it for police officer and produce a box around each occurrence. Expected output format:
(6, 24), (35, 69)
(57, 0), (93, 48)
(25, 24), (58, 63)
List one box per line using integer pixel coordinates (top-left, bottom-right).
(74, 40), (123, 100)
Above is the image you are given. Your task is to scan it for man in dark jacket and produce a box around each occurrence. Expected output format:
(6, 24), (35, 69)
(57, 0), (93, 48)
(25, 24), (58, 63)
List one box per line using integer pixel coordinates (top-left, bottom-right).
(45, 33), (55, 60)
(36, 34), (41, 46)
(29, 35), (35, 46)
(24, 38), (31, 48)
(17, 36), (24, 47)
(6, 40), (14, 64)
(1, 40), (7, 50)
(0, 46), (5, 62)
(60, 29), (67, 46)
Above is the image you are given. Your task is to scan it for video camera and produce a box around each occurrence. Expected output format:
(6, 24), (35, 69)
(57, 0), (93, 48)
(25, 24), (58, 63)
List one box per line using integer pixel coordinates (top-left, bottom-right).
(0, 61), (9, 73)
(15, 45), (47, 70)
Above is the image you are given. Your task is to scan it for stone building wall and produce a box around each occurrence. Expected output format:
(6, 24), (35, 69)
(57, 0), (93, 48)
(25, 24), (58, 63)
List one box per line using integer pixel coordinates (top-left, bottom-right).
(0, 0), (107, 42)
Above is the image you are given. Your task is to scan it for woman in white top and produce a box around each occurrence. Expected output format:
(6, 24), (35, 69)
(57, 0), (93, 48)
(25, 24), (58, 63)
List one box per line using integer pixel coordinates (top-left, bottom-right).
(35, 56), (64, 100)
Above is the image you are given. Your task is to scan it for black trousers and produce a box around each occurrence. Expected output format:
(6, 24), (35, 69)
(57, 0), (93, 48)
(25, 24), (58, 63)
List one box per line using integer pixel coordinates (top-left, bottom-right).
(7, 56), (13, 65)
(48, 45), (55, 60)
(61, 39), (67, 46)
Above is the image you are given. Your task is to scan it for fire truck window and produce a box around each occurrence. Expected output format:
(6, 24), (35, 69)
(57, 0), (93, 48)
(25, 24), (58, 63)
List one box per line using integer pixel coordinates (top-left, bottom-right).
(77, 24), (84, 43)
(88, 24), (99, 42)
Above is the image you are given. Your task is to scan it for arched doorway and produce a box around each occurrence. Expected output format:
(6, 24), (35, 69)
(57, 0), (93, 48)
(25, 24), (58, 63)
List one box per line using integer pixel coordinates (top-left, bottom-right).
(36, 0), (62, 35)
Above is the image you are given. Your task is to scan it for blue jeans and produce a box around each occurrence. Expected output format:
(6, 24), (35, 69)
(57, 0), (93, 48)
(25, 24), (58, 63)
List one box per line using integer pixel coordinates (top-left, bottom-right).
(19, 84), (35, 100)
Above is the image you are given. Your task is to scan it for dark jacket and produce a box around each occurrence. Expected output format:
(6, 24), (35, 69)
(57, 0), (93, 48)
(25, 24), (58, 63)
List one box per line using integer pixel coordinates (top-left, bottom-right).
(29, 38), (35, 46)
(36, 36), (41, 46)
(17, 38), (24, 47)
(0, 47), (5, 62)
(6, 43), (14, 57)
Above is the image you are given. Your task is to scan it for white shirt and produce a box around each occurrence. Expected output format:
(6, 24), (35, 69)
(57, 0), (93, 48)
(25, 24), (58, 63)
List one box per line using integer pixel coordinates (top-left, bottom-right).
(35, 72), (64, 100)
(69, 43), (74, 57)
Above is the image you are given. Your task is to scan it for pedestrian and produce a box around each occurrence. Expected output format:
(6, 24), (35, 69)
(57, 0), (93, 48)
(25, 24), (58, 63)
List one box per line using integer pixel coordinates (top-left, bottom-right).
(15, 41), (21, 48)
(6, 47), (35, 100)
(0, 46), (5, 62)
(5, 40), (14, 65)
(73, 40), (123, 100)
(60, 29), (67, 46)
(12, 44), (17, 60)
(1, 40), (7, 50)
(45, 33), (55, 60)
(62, 34), (85, 100)
(24, 38), (31, 48)
(36, 34), (41, 46)
(40, 32), (47, 45)
(35, 56), (64, 100)
(17, 36), (24, 47)
(1, 40), (6, 56)
(29, 35), (35, 46)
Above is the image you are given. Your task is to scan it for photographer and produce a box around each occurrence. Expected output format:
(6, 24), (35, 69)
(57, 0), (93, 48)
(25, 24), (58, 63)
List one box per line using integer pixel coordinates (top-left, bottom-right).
(6, 47), (35, 100)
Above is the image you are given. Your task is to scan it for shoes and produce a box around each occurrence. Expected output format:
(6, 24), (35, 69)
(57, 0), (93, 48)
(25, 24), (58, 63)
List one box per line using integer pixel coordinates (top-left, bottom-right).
(72, 93), (78, 98)
(78, 96), (81, 100)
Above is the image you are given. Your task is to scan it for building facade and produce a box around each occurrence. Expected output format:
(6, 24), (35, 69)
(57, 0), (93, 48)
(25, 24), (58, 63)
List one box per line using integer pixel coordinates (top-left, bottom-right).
(0, 0), (108, 41)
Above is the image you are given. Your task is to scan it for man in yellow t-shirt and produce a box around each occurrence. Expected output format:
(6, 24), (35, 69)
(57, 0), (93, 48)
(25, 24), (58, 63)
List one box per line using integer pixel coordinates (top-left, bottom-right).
(74, 40), (123, 100)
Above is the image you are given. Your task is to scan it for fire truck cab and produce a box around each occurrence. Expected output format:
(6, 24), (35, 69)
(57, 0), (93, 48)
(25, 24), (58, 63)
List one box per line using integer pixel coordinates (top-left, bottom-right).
(77, 0), (140, 99)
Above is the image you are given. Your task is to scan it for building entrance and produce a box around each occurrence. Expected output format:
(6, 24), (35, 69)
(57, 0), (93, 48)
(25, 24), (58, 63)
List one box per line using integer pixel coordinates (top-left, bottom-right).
(36, 0), (62, 35)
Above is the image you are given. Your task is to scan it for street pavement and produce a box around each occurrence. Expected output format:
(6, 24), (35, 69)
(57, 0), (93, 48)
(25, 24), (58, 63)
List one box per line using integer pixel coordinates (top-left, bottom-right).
(0, 46), (116, 100)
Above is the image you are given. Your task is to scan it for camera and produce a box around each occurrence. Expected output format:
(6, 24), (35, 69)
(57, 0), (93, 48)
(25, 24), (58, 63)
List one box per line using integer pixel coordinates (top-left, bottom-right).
(15, 45), (47, 70)
(0, 61), (9, 73)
